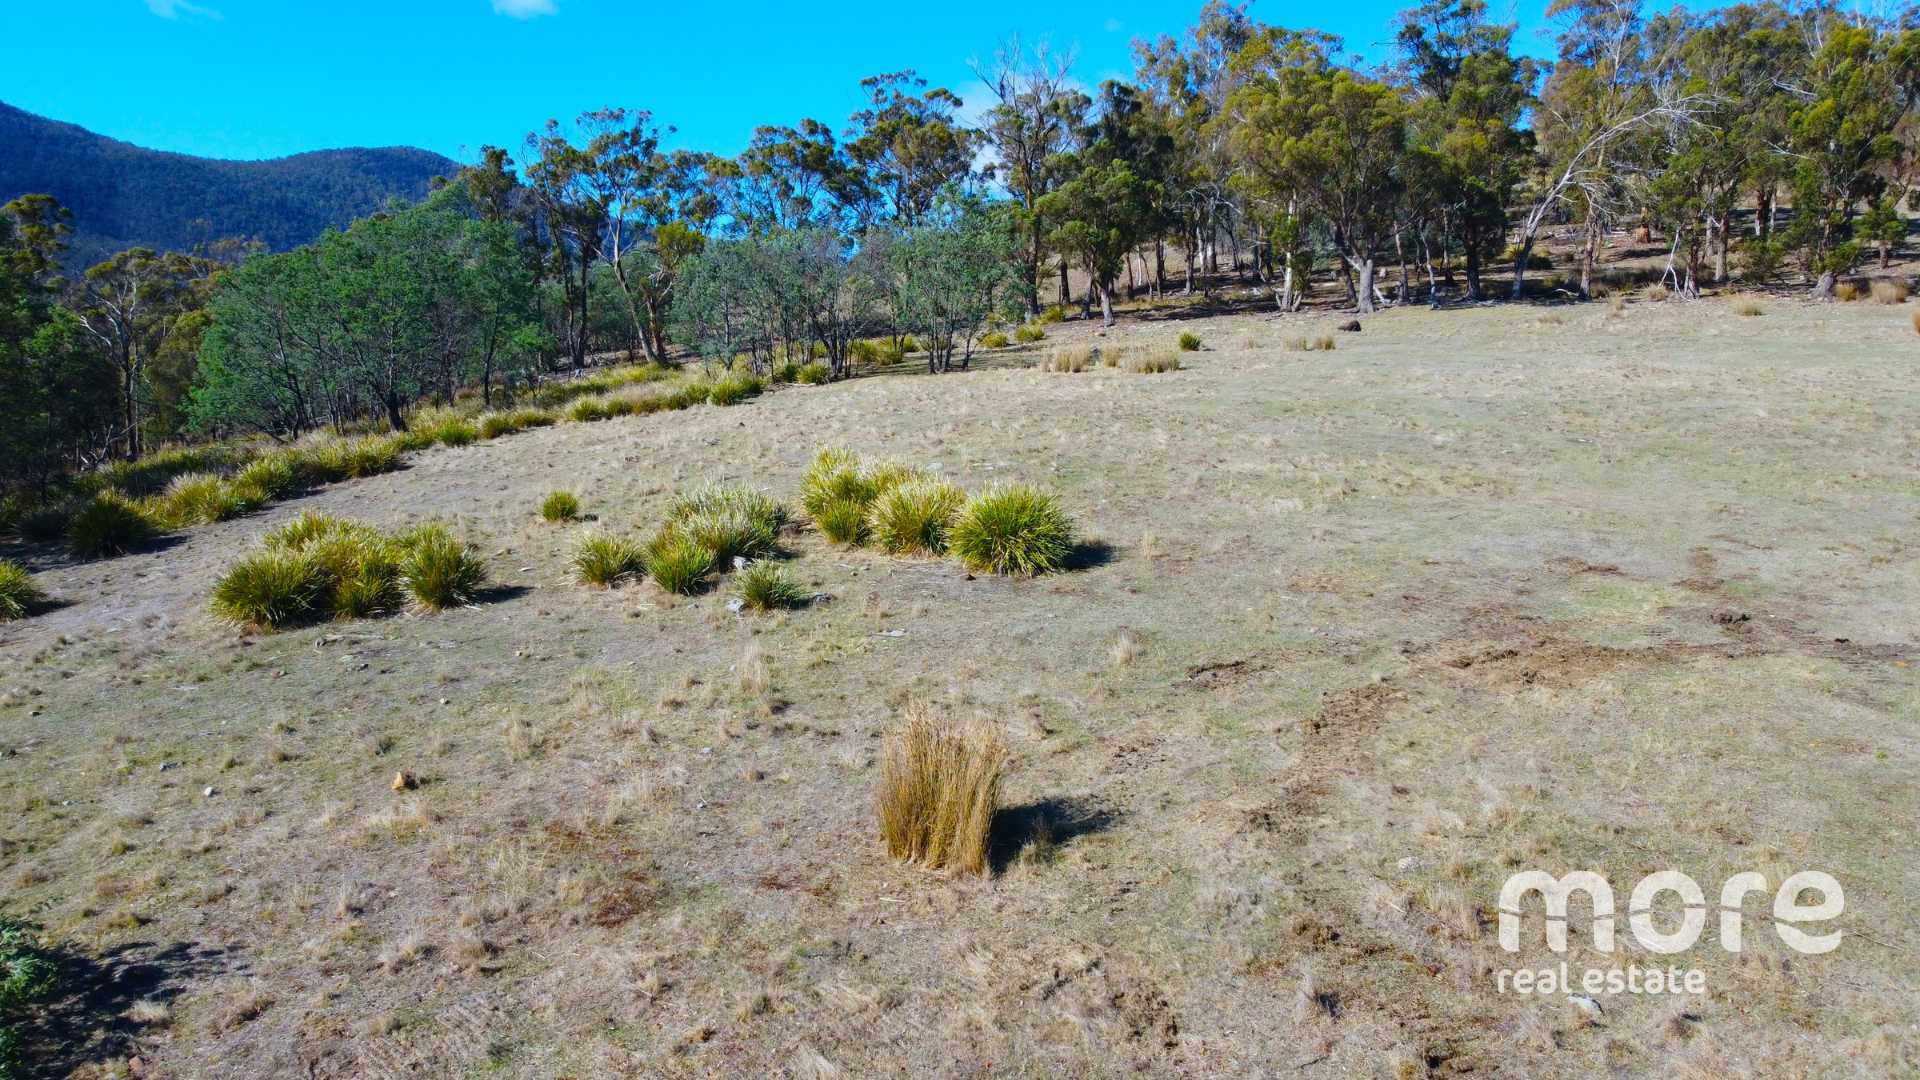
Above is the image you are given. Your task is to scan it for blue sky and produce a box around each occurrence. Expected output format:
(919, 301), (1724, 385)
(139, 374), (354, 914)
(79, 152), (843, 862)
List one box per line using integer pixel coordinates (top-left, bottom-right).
(4, 0), (1554, 164)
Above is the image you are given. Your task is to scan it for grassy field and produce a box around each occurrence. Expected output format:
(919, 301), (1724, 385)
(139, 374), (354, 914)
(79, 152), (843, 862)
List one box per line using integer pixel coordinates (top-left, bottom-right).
(2, 295), (1917, 1078)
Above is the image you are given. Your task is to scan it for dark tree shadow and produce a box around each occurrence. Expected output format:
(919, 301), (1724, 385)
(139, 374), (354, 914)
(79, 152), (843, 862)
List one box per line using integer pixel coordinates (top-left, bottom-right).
(989, 796), (1119, 875)
(471, 583), (533, 605)
(18, 937), (237, 1078)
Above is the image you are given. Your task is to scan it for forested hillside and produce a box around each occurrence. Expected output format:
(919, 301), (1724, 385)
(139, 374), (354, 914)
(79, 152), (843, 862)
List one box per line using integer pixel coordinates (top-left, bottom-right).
(0, 101), (454, 266)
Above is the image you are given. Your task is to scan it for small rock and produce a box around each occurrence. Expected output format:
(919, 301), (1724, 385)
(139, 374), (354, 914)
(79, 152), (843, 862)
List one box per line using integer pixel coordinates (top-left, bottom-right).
(438, 698), (450, 706)
(877, 629), (906, 638)
(202, 786), (216, 798)
(392, 771), (417, 792)
(726, 598), (747, 614)
(1396, 856), (1421, 872)
(1339, 319), (1362, 332)
(732, 556), (748, 571)
(1566, 995), (1603, 1025)
(158, 761), (179, 772)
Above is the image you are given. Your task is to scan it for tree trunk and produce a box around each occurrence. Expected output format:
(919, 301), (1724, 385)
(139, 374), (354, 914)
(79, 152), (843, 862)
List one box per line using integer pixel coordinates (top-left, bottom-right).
(1814, 270), (1836, 299)
(1510, 236), (1536, 300)
(1154, 239), (1166, 297)
(1057, 261), (1070, 308)
(1098, 283), (1114, 327)
(1355, 258), (1377, 315)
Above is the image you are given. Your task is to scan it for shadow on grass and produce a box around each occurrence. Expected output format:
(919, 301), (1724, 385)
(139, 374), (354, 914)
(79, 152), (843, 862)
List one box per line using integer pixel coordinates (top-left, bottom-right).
(16, 936), (237, 1078)
(1063, 539), (1117, 572)
(988, 796), (1118, 875)
(470, 583), (533, 606)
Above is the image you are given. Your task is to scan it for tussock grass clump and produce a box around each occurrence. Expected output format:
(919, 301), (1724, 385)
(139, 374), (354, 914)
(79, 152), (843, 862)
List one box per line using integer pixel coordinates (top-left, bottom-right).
(979, 330), (1010, 349)
(949, 485), (1074, 576)
(708, 373), (766, 406)
(155, 472), (244, 526)
(801, 448), (875, 519)
(83, 446), (241, 498)
(868, 480), (966, 556)
(400, 524), (487, 610)
(68, 491), (160, 558)
(662, 380), (714, 410)
(540, 491), (581, 523)
(210, 548), (329, 629)
(477, 412), (521, 439)
(1645, 284), (1670, 301)
(815, 498), (870, 546)
(734, 561), (805, 611)
(1014, 324), (1046, 344)
(573, 532), (644, 588)
(1039, 303), (1068, 324)
(644, 529), (712, 595)
(1285, 333), (1337, 352)
(1731, 294), (1765, 316)
(1834, 281), (1862, 302)
(849, 339), (881, 366)
(570, 397), (612, 423)
(264, 510), (348, 550)
(1872, 279), (1908, 305)
(1177, 331), (1202, 351)
(0, 560), (46, 621)
(231, 453), (302, 503)
(428, 417), (478, 447)
(795, 361), (831, 385)
(306, 436), (404, 482)
(666, 484), (786, 563)
(1125, 349), (1182, 374)
(1041, 345), (1090, 373)
(876, 702), (1008, 875)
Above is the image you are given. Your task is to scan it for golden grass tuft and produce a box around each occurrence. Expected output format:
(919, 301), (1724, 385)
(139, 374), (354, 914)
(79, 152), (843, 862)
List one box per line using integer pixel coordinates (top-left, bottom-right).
(1040, 345), (1090, 373)
(1283, 334), (1336, 352)
(1871, 279), (1908, 305)
(1912, 307), (1920, 336)
(876, 702), (1007, 875)
(1834, 281), (1862, 302)
(1124, 349), (1182, 374)
(1730, 294), (1765, 317)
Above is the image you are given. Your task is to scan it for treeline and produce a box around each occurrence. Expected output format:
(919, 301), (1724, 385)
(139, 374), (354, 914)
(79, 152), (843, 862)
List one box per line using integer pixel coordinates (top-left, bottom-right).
(3, 0), (1918, 498)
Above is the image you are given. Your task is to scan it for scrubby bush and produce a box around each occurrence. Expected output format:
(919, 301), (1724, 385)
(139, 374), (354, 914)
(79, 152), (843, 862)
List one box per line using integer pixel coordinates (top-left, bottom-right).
(876, 702), (1007, 875)
(979, 330), (1010, 349)
(1013, 324), (1046, 344)
(1644, 284), (1670, 301)
(1872, 279), (1908, 305)
(1731, 294), (1765, 316)
(849, 339), (881, 366)
(68, 491), (160, 558)
(1177, 331), (1202, 351)
(541, 491), (581, 523)
(709, 373), (766, 406)
(1125, 349), (1182, 374)
(0, 560), (45, 621)
(734, 560), (805, 611)
(663, 381), (714, 410)
(949, 485), (1074, 576)
(795, 361), (831, 385)
(1041, 345), (1090, 372)
(512, 408), (556, 429)
(645, 529), (712, 594)
(869, 480), (965, 556)
(573, 532), (644, 587)
(210, 548), (329, 629)
(0, 919), (59, 1075)
(396, 524), (486, 610)
(815, 498), (870, 546)
(16, 505), (70, 544)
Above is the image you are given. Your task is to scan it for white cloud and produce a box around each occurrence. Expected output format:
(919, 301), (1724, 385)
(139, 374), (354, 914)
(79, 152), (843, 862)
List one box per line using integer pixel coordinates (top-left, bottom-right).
(146, 0), (222, 19)
(492, 0), (557, 17)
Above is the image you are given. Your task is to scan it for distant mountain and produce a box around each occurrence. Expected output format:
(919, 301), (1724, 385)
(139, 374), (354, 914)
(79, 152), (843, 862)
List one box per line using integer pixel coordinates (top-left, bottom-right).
(0, 101), (458, 268)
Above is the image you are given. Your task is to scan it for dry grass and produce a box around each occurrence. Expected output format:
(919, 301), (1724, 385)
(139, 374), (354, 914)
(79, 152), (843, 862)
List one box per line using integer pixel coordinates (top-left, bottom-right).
(1124, 349), (1182, 374)
(1645, 284), (1670, 301)
(1871, 279), (1908, 305)
(1283, 333), (1336, 352)
(1731, 294), (1765, 316)
(1835, 281), (1862, 302)
(875, 702), (1007, 875)
(1040, 345), (1091, 373)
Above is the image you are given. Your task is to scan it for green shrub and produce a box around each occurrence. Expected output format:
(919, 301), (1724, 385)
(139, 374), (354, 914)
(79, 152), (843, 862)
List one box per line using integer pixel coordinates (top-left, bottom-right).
(979, 330), (1010, 349)
(210, 548), (327, 629)
(511, 408), (557, 429)
(734, 561), (805, 611)
(82, 446), (240, 498)
(400, 525), (487, 610)
(708, 373), (766, 406)
(1177, 331), (1202, 351)
(815, 497), (870, 546)
(0, 560), (44, 621)
(435, 417), (479, 447)
(663, 381), (713, 410)
(795, 361), (831, 385)
(868, 479), (966, 556)
(541, 491), (581, 523)
(645, 529), (712, 594)
(771, 361), (800, 384)
(0, 919), (58, 1076)
(1013, 324), (1046, 344)
(17, 504), (72, 544)
(0, 494), (18, 538)
(899, 335), (920, 354)
(948, 485), (1074, 576)
(849, 339), (881, 366)
(573, 532), (644, 587)
(68, 491), (160, 558)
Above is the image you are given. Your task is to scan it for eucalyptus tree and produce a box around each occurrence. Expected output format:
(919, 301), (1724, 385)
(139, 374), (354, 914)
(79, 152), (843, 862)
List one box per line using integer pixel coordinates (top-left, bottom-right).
(1037, 83), (1163, 325)
(887, 199), (1027, 372)
(970, 36), (1084, 313)
(846, 72), (981, 227)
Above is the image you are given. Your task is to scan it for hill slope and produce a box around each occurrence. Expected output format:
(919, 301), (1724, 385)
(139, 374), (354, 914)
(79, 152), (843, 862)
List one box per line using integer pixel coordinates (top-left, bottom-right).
(0, 101), (456, 267)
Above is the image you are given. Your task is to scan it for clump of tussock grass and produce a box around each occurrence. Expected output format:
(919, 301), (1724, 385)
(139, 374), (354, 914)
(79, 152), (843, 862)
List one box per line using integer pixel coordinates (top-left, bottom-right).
(1834, 281), (1862, 302)
(0, 560), (46, 621)
(573, 532), (644, 588)
(304, 435), (404, 482)
(644, 529), (712, 594)
(1606, 292), (1628, 316)
(400, 524), (487, 610)
(1871, 279), (1908, 305)
(1283, 334), (1336, 352)
(1730, 294), (1765, 316)
(1041, 345), (1090, 373)
(154, 472), (245, 527)
(979, 330), (1010, 349)
(666, 484), (786, 563)
(801, 448), (873, 518)
(477, 412), (518, 439)
(868, 479), (966, 556)
(16, 502), (72, 543)
(231, 453), (302, 503)
(662, 380), (714, 410)
(794, 361), (831, 385)
(1644, 284), (1670, 301)
(1124, 349), (1182, 374)
(708, 372), (766, 406)
(948, 485), (1074, 576)
(570, 397), (612, 423)
(427, 416), (478, 447)
(540, 491), (581, 523)
(67, 491), (161, 558)
(733, 561), (805, 611)
(876, 702), (1008, 875)
(1177, 331), (1202, 351)
(815, 499), (870, 546)
(1013, 324), (1046, 344)
(210, 548), (330, 629)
